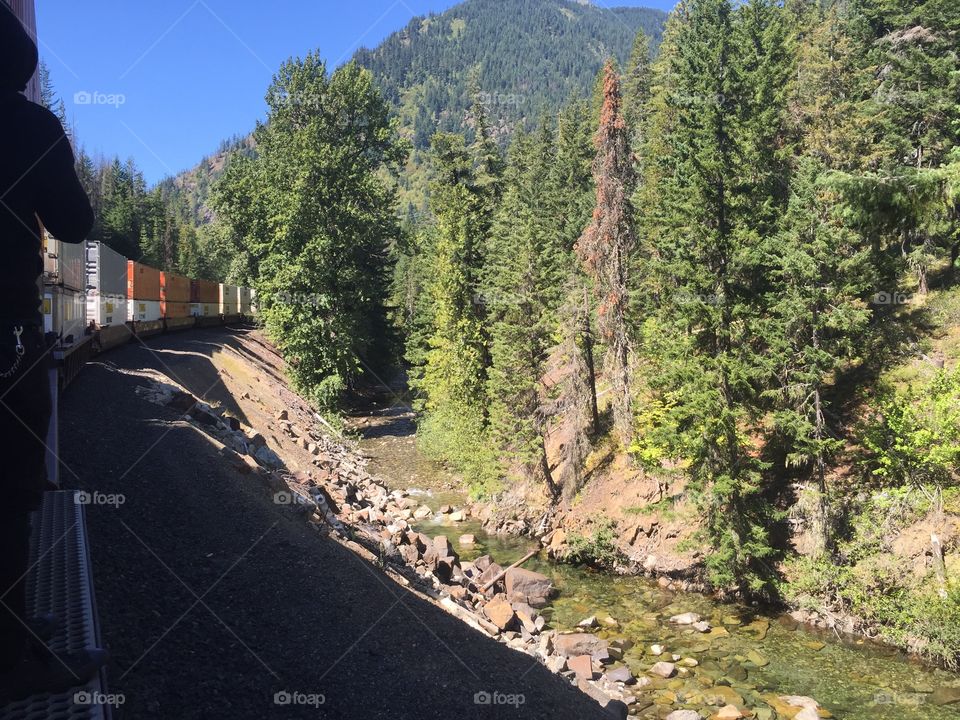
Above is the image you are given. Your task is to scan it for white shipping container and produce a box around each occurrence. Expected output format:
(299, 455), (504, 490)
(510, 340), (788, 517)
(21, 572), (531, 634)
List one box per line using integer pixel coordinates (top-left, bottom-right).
(87, 293), (128, 327)
(43, 234), (86, 291)
(239, 287), (253, 314)
(86, 241), (128, 296)
(43, 287), (87, 344)
(128, 300), (162, 322)
(219, 284), (240, 315)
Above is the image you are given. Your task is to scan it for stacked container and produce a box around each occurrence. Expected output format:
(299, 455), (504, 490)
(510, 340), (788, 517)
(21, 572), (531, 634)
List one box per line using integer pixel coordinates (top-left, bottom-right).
(42, 232), (87, 344)
(219, 283), (241, 319)
(239, 287), (253, 316)
(85, 241), (128, 327)
(161, 272), (194, 330)
(190, 279), (219, 324)
(127, 261), (162, 331)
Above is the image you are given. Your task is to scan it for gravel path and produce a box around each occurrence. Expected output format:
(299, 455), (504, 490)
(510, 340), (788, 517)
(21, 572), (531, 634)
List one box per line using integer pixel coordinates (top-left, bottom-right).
(58, 327), (611, 719)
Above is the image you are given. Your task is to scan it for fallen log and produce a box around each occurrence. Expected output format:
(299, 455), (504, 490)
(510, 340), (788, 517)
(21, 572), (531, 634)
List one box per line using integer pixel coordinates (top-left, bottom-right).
(481, 547), (540, 592)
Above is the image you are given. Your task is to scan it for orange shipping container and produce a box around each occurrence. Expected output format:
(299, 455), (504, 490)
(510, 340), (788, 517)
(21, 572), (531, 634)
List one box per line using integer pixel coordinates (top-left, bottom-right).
(160, 272), (191, 303)
(190, 279), (219, 304)
(162, 301), (191, 319)
(127, 261), (161, 301)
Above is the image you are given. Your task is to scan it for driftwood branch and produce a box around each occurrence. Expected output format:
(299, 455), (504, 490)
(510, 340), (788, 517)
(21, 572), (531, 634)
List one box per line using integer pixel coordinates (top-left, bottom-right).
(480, 547), (541, 592)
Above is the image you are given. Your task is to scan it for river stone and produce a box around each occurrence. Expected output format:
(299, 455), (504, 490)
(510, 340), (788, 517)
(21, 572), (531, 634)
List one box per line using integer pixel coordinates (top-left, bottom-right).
(931, 686), (960, 705)
(413, 505), (432, 519)
(746, 650), (769, 667)
(482, 595), (516, 631)
(648, 661), (676, 678)
(554, 633), (608, 658)
(568, 654), (594, 681)
(577, 680), (628, 720)
(670, 612), (702, 625)
(605, 666), (636, 685)
(705, 686), (744, 707)
(578, 615), (599, 628)
(505, 567), (554, 608)
(693, 621), (712, 633)
(714, 705), (745, 719)
(458, 534), (476, 546)
(477, 562), (504, 590)
(665, 711), (701, 720)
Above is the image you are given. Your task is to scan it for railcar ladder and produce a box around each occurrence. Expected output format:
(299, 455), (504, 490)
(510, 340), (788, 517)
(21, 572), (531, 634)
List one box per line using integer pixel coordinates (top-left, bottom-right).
(0, 491), (111, 720)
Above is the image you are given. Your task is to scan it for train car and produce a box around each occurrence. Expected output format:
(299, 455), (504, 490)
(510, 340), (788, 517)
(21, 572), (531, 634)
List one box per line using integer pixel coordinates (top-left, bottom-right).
(239, 286), (253, 317)
(161, 271), (195, 331)
(127, 261), (164, 336)
(86, 241), (133, 352)
(219, 283), (242, 323)
(42, 231), (95, 386)
(191, 278), (221, 326)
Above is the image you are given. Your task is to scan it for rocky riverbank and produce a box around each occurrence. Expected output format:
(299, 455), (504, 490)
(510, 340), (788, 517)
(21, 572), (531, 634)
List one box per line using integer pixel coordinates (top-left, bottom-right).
(133, 369), (847, 720)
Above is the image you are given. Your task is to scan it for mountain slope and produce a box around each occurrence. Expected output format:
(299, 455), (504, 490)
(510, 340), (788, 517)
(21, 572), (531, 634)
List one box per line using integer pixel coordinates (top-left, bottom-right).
(166, 0), (668, 220)
(354, 0), (667, 149)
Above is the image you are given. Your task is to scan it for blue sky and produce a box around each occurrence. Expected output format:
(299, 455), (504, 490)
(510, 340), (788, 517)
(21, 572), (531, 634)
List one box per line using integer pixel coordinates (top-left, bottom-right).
(37, 0), (676, 184)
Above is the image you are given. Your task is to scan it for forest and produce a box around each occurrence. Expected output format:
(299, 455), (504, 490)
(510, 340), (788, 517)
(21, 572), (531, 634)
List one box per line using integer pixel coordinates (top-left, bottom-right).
(55, 0), (960, 665)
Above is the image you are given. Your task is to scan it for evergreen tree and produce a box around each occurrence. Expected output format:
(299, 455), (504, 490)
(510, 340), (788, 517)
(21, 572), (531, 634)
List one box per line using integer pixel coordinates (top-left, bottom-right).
(577, 61), (637, 447)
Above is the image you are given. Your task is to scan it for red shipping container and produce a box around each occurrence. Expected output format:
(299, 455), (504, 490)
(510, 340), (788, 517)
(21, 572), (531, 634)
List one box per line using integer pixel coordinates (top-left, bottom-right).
(127, 261), (161, 301)
(160, 272), (191, 303)
(190, 279), (219, 304)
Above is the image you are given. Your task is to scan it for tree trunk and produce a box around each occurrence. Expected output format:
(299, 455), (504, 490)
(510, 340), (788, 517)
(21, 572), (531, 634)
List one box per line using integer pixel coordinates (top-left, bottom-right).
(581, 288), (600, 434)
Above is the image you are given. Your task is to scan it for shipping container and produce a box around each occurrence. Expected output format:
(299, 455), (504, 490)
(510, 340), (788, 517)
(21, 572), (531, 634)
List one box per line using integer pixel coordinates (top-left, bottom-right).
(128, 299), (162, 322)
(43, 287), (87, 344)
(160, 272), (191, 303)
(86, 240), (128, 296)
(86, 293), (128, 327)
(162, 301), (191, 319)
(239, 287), (253, 315)
(190, 279), (219, 304)
(127, 261), (161, 301)
(43, 233), (85, 291)
(189, 302), (218, 318)
(219, 284), (240, 315)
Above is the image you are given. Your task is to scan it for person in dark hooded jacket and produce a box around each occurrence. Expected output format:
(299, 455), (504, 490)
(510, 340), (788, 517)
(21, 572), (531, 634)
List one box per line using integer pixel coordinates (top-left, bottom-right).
(0, 2), (105, 704)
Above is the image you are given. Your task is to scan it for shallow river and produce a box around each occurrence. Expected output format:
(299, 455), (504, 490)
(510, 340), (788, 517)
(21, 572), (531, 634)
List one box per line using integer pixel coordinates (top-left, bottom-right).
(350, 403), (960, 720)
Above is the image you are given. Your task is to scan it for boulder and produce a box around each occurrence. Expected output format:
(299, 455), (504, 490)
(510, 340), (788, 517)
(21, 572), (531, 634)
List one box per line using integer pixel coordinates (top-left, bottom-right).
(482, 595), (516, 631)
(648, 661), (676, 678)
(253, 445), (283, 469)
(568, 655), (594, 682)
(715, 705), (744, 719)
(576, 680), (628, 720)
(413, 506), (433, 519)
(449, 510), (466, 522)
(505, 567), (553, 608)
(398, 544), (420, 565)
(553, 633), (608, 659)
(432, 535), (459, 563)
(605, 666), (635, 685)
(669, 612), (702, 625)
(477, 562), (504, 592)
(435, 556), (457, 584)
(459, 534), (477, 546)
(473, 554), (494, 573)
(578, 615), (599, 628)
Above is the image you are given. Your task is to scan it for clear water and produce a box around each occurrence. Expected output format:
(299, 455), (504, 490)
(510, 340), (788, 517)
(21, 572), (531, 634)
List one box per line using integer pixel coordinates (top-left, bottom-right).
(352, 405), (960, 720)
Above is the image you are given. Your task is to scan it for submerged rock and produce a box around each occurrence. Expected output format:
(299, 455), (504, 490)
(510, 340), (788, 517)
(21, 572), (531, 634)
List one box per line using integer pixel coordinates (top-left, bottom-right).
(648, 661), (676, 678)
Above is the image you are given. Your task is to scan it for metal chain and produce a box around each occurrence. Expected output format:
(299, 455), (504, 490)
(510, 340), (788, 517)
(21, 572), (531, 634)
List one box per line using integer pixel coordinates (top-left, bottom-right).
(0, 326), (25, 379)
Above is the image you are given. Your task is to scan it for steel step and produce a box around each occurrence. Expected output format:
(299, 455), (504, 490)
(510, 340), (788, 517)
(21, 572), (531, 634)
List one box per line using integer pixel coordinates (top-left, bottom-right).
(0, 491), (110, 720)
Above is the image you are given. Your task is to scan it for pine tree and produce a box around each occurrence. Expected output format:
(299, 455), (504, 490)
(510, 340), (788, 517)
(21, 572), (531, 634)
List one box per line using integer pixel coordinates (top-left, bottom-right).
(763, 157), (873, 556)
(577, 61), (637, 447)
(412, 133), (495, 489)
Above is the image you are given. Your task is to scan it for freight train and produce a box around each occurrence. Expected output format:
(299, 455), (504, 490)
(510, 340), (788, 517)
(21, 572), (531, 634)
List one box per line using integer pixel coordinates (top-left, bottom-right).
(45, 234), (257, 388)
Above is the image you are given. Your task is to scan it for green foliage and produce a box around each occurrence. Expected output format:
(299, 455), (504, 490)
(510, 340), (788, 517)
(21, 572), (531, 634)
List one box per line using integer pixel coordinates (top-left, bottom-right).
(861, 367), (960, 493)
(784, 486), (960, 668)
(212, 56), (404, 409)
(564, 520), (626, 570)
